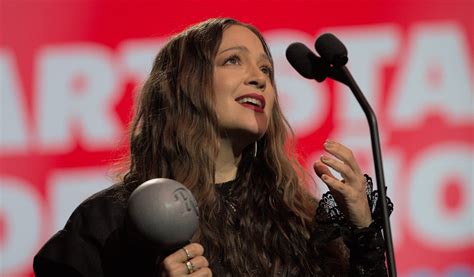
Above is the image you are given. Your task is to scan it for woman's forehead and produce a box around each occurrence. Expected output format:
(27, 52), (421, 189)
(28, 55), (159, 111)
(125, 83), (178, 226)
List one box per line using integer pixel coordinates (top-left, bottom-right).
(218, 25), (266, 54)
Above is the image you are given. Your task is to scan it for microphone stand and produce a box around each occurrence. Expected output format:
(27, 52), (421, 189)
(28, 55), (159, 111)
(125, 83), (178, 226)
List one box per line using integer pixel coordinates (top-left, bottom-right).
(329, 66), (397, 277)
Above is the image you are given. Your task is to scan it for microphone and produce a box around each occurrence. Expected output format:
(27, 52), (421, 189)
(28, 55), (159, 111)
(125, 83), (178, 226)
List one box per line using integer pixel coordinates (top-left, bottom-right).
(314, 33), (397, 276)
(127, 178), (199, 249)
(285, 42), (330, 82)
(286, 34), (397, 276)
(314, 33), (348, 67)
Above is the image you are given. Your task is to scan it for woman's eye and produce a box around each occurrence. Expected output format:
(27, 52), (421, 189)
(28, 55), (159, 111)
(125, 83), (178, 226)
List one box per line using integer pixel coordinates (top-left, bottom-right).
(224, 55), (240, 65)
(261, 66), (273, 76)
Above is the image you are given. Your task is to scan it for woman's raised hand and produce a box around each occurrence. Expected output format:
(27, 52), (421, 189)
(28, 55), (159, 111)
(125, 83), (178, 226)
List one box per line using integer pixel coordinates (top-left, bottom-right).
(313, 140), (373, 228)
(161, 243), (212, 276)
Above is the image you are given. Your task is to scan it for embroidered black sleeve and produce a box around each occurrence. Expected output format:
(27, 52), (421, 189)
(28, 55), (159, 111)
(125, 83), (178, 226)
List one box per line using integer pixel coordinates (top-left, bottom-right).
(315, 174), (394, 276)
(316, 174), (393, 226)
(344, 222), (387, 276)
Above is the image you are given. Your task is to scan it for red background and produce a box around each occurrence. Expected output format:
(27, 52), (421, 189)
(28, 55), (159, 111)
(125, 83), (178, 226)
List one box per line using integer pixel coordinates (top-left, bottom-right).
(1, 0), (473, 276)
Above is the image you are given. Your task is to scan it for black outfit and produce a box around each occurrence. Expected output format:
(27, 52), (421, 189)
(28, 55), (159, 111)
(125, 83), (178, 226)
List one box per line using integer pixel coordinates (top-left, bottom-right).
(34, 176), (392, 276)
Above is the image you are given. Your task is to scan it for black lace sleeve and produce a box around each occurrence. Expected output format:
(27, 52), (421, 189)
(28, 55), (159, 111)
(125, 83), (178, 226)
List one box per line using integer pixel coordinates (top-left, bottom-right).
(315, 174), (394, 276)
(344, 222), (387, 276)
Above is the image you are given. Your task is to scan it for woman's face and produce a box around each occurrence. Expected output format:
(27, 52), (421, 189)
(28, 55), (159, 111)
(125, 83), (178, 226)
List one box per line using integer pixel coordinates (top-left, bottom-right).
(213, 25), (275, 145)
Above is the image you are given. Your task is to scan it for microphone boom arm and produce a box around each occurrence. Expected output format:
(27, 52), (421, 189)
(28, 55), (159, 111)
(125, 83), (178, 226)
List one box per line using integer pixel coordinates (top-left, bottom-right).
(330, 66), (397, 277)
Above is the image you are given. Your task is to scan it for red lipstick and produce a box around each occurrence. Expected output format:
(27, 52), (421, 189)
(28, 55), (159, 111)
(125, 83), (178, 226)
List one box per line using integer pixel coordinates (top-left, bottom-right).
(235, 93), (266, 113)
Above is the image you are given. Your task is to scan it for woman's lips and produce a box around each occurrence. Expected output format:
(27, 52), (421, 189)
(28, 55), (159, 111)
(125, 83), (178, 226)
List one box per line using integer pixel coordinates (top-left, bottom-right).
(238, 103), (264, 113)
(235, 93), (266, 113)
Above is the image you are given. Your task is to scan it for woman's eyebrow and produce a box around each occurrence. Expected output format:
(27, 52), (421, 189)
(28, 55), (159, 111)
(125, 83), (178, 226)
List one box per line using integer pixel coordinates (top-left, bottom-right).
(217, 46), (271, 62)
(217, 45), (247, 55)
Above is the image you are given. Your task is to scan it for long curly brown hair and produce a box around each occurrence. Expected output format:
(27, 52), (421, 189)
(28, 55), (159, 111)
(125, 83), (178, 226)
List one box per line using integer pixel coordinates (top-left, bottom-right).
(121, 18), (347, 276)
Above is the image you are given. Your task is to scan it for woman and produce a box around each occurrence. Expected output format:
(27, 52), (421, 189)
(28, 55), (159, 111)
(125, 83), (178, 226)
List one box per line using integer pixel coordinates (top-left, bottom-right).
(34, 18), (391, 276)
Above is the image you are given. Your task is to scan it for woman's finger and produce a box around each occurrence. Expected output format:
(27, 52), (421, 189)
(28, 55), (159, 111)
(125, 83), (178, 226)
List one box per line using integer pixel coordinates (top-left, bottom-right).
(187, 256), (209, 273)
(313, 160), (336, 179)
(190, 267), (213, 276)
(164, 255), (210, 276)
(167, 243), (204, 263)
(323, 140), (362, 175)
(320, 155), (358, 182)
(161, 243), (205, 276)
(320, 173), (346, 194)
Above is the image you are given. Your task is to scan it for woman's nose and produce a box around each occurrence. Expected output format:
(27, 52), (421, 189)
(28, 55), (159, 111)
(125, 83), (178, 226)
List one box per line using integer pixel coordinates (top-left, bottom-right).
(245, 65), (266, 90)
(247, 74), (266, 91)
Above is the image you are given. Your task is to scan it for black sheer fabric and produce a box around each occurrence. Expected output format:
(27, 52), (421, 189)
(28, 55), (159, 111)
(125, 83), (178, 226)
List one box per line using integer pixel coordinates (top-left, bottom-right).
(34, 176), (393, 276)
(316, 174), (394, 228)
(314, 174), (393, 276)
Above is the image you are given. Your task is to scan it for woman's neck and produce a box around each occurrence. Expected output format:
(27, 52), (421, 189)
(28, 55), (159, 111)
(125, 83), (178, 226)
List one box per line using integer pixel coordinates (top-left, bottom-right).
(215, 138), (241, 184)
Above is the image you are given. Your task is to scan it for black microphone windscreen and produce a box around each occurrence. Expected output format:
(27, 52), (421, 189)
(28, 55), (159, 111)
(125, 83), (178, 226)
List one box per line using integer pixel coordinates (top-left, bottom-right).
(315, 33), (348, 67)
(285, 42), (329, 82)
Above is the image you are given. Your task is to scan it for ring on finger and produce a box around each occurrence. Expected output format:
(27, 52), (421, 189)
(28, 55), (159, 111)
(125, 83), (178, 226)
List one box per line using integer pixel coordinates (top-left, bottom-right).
(182, 247), (192, 260)
(185, 261), (195, 274)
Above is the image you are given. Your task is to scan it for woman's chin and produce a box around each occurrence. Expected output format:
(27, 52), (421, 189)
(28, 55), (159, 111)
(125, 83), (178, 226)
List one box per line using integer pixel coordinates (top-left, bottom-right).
(220, 127), (266, 147)
(241, 127), (266, 141)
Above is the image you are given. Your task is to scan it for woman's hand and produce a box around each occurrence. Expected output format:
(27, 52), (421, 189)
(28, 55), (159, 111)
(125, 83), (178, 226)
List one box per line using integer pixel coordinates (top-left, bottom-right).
(313, 140), (372, 228)
(161, 243), (212, 276)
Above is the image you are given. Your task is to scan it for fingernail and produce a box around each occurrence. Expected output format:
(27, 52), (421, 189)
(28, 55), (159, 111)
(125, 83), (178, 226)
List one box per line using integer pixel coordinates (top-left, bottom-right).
(324, 140), (332, 148)
(322, 174), (329, 181)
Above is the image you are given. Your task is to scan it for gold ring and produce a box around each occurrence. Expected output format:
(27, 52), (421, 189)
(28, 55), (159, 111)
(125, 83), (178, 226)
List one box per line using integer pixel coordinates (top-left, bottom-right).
(182, 247), (192, 260)
(185, 260), (195, 274)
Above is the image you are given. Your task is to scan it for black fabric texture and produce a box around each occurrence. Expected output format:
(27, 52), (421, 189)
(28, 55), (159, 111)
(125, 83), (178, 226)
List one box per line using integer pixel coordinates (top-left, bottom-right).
(34, 177), (392, 276)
